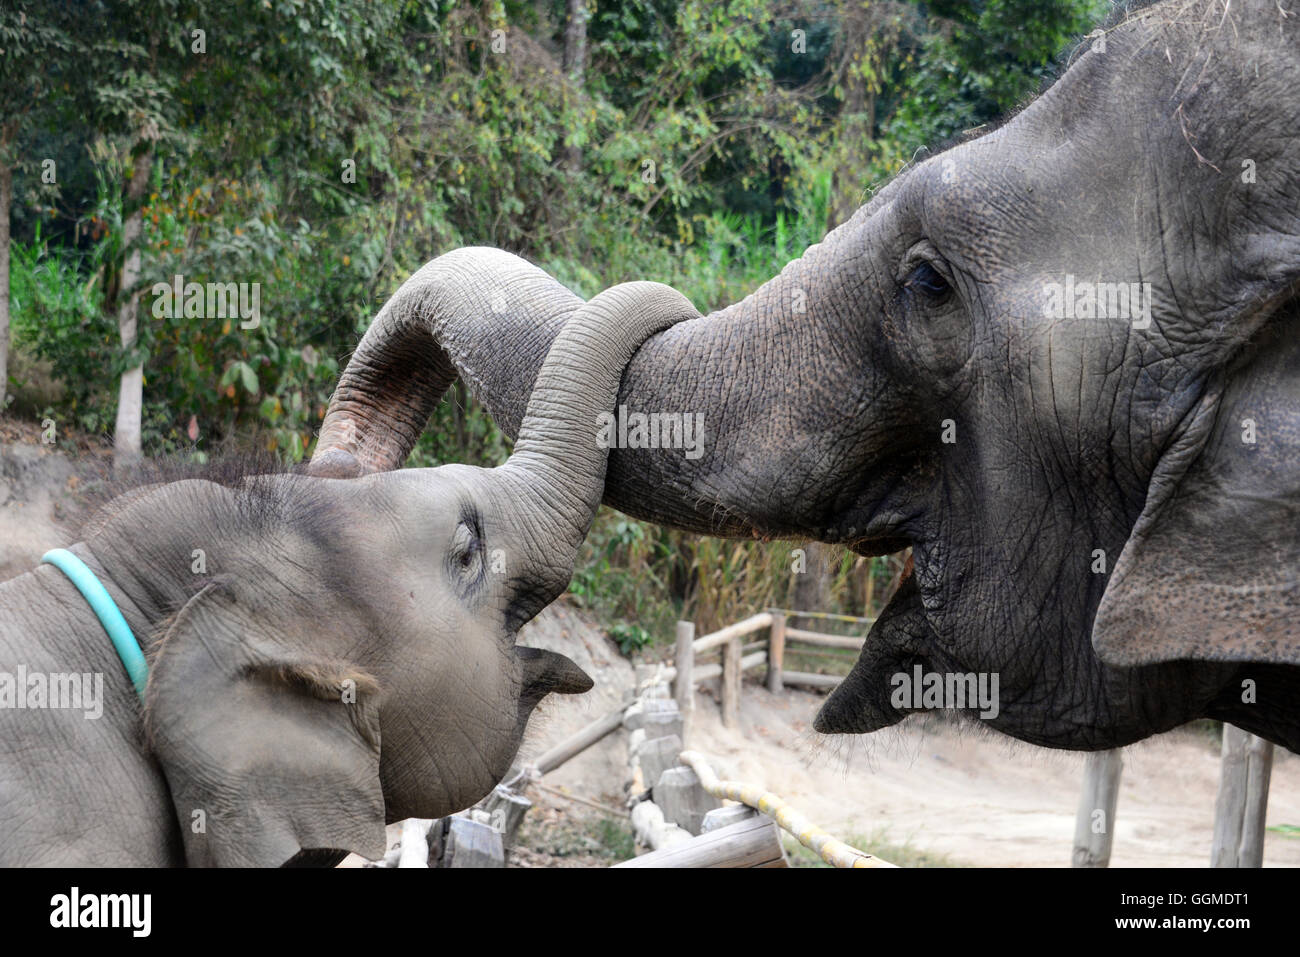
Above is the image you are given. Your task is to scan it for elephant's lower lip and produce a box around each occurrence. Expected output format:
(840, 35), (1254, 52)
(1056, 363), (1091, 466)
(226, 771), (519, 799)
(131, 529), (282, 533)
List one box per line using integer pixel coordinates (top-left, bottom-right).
(515, 646), (594, 697)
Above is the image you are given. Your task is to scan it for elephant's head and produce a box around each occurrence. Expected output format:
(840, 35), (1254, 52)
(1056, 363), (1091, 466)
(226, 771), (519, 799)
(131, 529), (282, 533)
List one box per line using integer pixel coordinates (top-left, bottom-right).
(309, 2), (1300, 752)
(99, 282), (696, 865)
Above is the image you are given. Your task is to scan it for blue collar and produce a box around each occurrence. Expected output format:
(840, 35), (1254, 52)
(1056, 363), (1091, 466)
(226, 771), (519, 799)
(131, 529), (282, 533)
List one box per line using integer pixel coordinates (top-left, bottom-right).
(42, 548), (149, 700)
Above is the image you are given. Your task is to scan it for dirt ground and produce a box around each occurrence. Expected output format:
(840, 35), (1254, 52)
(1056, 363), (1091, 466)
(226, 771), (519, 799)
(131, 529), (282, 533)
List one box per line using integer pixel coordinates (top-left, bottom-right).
(516, 606), (1300, 868)
(4, 417), (1297, 868)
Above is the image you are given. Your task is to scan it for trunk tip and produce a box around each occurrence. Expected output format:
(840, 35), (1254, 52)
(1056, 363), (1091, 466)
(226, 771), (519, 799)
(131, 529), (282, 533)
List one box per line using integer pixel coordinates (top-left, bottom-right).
(307, 448), (366, 479)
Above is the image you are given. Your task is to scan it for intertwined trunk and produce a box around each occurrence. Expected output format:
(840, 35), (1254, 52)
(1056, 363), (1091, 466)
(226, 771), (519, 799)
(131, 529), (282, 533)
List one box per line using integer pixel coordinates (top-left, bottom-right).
(495, 282), (699, 616)
(311, 193), (880, 542)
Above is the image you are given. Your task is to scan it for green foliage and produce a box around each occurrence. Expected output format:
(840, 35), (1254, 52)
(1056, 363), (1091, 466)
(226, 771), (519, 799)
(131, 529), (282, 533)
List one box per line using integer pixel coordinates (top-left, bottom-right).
(886, 0), (1108, 151)
(7, 231), (111, 431)
(6, 0), (1108, 625)
(608, 622), (653, 656)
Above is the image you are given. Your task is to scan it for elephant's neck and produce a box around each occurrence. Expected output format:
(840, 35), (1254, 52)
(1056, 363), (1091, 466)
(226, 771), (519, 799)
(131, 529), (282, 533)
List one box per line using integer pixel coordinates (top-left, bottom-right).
(0, 557), (152, 716)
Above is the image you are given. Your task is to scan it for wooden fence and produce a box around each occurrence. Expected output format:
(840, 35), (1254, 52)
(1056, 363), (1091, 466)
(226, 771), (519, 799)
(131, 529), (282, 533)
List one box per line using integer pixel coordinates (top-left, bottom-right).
(369, 608), (1277, 868)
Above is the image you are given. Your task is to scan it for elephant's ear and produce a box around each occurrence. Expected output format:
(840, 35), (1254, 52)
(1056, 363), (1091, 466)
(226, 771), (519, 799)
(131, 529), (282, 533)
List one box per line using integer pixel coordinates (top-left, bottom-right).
(1093, 322), (1300, 667)
(145, 582), (387, 867)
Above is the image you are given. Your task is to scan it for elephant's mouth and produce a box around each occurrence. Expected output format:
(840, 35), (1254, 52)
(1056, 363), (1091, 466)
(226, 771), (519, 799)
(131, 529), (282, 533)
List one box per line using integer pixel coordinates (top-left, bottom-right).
(515, 646), (594, 702)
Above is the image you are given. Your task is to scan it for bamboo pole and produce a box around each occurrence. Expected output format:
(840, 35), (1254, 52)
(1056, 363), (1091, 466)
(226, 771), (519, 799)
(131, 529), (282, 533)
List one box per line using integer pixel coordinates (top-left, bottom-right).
(678, 750), (894, 868)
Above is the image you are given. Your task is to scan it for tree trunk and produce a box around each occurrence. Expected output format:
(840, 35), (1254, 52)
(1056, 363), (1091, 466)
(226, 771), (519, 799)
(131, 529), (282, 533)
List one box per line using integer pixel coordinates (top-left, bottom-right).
(113, 147), (152, 467)
(793, 542), (832, 612)
(562, 0), (588, 172)
(0, 160), (11, 413)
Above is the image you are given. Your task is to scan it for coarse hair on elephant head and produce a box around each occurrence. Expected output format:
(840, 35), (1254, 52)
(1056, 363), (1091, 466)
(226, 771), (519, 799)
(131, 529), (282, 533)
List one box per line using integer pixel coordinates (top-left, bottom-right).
(309, 0), (1300, 754)
(0, 282), (697, 867)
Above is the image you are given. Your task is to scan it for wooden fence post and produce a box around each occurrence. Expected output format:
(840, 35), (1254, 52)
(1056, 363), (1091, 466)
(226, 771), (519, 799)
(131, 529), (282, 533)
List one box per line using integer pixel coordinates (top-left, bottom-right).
(675, 620), (695, 744)
(767, 611), (785, 693)
(722, 634), (741, 728)
(1072, 749), (1123, 867)
(1212, 724), (1274, 867)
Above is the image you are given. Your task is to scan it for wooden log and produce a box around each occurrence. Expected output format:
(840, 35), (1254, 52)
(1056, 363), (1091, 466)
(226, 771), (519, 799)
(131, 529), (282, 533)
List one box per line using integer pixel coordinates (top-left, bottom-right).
(641, 708), (685, 742)
(439, 816), (505, 868)
(693, 613), (774, 653)
(1072, 749), (1123, 867)
(1239, 733), (1275, 867)
(722, 635), (742, 728)
(785, 627), (866, 650)
(767, 612), (786, 693)
(786, 646), (859, 662)
(481, 785), (531, 849)
(654, 766), (722, 835)
(1212, 725), (1274, 867)
(701, 803), (758, 833)
(785, 609), (876, 625)
(674, 620), (695, 748)
(613, 813), (785, 867)
(694, 662), (721, 682)
(779, 669), (841, 690)
(637, 733), (683, 790)
(623, 697), (679, 731)
(739, 650), (766, 672)
(532, 704), (626, 776)
(741, 640), (767, 655)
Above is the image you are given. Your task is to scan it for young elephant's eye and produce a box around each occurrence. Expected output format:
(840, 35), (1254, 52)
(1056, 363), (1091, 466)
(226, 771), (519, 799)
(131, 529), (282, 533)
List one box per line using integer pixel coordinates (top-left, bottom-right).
(905, 261), (951, 299)
(451, 521), (482, 572)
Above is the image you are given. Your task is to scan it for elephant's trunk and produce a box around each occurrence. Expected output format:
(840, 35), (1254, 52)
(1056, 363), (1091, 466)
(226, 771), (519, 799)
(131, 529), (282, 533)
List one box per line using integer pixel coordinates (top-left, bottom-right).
(311, 248), (581, 479)
(495, 282), (701, 615)
(313, 211), (882, 542)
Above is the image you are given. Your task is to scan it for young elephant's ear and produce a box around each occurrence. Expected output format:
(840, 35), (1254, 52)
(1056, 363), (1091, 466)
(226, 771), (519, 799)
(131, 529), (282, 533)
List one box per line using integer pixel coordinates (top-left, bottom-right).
(1093, 330), (1300, 668)
(145, 582), (386, 867)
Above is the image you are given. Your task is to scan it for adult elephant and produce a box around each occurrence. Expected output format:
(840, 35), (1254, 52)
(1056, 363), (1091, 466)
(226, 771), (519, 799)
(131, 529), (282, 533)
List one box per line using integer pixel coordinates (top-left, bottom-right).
(312, 0), (1300, 753)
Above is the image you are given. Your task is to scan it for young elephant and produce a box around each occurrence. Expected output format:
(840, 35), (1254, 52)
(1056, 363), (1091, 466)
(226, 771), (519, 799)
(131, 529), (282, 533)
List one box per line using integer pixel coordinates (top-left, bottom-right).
(0, 281), (695, 866)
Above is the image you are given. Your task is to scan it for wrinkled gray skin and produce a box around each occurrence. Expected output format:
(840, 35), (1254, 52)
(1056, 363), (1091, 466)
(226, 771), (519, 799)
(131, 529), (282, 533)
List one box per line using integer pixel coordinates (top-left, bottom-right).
(0, 282), (696, 865)
(313, 1), (1300, 753)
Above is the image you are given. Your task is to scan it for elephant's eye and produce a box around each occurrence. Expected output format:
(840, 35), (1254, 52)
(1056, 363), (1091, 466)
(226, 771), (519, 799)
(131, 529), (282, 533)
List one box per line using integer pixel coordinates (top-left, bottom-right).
(905, 261), (950, 300)
(451, 521), (482, 573)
